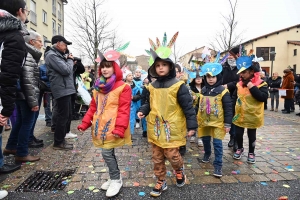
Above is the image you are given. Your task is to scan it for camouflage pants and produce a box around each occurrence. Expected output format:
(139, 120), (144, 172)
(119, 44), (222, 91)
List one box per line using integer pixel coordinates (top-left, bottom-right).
(151, 143), (183, 180)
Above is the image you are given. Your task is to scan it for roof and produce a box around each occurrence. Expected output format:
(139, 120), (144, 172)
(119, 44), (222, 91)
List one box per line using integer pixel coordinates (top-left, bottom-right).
(287, 40), (300, 46)
(243, 24), (300, 44)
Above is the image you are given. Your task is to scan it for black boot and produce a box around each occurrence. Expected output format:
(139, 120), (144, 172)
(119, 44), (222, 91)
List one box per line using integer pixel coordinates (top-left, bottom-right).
(233, 140), (238, 152)
(0, 163), (21, 174)
(142, 131), (147, 137)
(179, 146), (186, 156)
(228, 136), (234, 147)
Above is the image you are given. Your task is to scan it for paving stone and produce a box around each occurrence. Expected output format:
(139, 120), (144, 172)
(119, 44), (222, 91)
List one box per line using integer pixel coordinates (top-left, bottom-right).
(250, 175), (270, 182)
(234, 175), (254, 182)
(221, 176), (239, 183)
(278, 173), (298, 180)
(191, 176), (222, 184)
(265, 174), (286, 181)
(83, 180), (105, 189)
(66, 182), (83, 191)
(71, 175), (83, 182)
(83, 174), (99, 181)
(292, 172), (300, 177)
(258, 166), (274, 173)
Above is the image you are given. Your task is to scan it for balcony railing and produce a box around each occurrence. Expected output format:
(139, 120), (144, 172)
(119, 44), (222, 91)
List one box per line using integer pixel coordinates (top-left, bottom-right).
(52, 5), (56, 16)
(58, 10), (62, 21)
(52, 29), (56, 36)
(30, 11), (37, 25)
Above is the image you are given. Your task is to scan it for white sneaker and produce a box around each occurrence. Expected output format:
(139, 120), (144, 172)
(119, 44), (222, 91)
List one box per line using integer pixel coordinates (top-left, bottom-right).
(135, 122), (140, 129)
(101, 179), (111, 190)
(106, 179), (123, 197)
(65, 132), (78, 139)
(190, 136), (196, 143)
(0, 190), (8, 199)
(198, 139), (203, 147)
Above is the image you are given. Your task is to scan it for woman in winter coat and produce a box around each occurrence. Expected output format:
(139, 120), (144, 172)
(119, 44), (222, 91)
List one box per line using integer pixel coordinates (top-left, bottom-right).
(281, 69), (295, 114)
(4, 31), (43, 163)
(268, 72), (282, 112)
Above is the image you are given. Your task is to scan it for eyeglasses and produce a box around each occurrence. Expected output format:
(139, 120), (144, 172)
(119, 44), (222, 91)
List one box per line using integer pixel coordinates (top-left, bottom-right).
(23, 8), (30, 16)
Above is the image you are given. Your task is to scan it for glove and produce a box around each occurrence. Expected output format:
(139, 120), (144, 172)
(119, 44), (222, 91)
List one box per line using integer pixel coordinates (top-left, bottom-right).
(112, 129), (124, 138)
(77, 124), (86, 131)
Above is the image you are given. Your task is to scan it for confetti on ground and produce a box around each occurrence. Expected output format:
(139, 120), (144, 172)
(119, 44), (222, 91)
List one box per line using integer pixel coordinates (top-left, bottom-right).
(2, 185), (10, 189)
(278, 196), (288, 200)
(148, 183), (155, 187)
(88, 186), (95, 191)
(231, 170), (240, 175)
(88, 165), (93, 168)
(67, 191), (74, 194)
(93, 189), (100, 193)
(62, 181), (68, 185)
(186, 164), (192, 168)
(139, 192), (146, 197)
(260, 182), (268, 186)
(91, 171), (95, 174)
(283, 184), (290, 188)
(192, 154), (199, 157)
(100, 169), (107, 172)
(167, 171), (172, 177)
(133, 182), (140, 186)
(204, 172), (210, 175)
(272, 170), (279, 174)
(271, 179), (277, 182)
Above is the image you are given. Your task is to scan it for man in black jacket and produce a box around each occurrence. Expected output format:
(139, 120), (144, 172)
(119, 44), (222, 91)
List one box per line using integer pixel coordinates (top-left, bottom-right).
(0, 0), (28, 175)
(222, 47), (240, 151)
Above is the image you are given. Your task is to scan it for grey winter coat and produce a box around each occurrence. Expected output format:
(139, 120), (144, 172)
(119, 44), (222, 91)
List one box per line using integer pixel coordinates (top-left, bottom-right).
(17, 43), (42, 108)
(45, 47), (75, 99)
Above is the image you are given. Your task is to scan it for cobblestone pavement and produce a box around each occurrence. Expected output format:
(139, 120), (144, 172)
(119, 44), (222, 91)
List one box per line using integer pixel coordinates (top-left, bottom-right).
(0, 98), (300, 199)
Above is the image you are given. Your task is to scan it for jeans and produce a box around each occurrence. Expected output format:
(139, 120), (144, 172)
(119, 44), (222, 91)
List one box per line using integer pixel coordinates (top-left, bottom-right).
(270, 91), (279, 109)
(0, 126), (4, 167)
(53, 95), (72, 146)
(102, 148), (120, 180)
(9, 107), (17, 127)
(202, 136), (223, 167)
(6, 100), (36, 157)
(44, 93), (52, 123)
(284, 98), (293, 112)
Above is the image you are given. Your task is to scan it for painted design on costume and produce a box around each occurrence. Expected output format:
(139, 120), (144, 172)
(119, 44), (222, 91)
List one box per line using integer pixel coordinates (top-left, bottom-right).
(101, 118), (112, 144)
(95, 119), (99, 137)
(200, 96), (204, 113)
(206, 97), (211, 122)
(100, 94), (109, 115)
(161, 115), (171, 142)
(214, 97), (219, 117)
(154, 116), (161, 140)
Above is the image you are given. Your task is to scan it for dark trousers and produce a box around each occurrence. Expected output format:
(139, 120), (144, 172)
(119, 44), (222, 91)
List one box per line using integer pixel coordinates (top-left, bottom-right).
(284, 98), (293, 112)
(53, 95), (72, 146)
(235, 125), (256, 154)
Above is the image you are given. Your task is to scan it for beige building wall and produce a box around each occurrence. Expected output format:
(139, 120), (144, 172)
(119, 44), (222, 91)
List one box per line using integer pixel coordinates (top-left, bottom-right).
(25, 0), (66, 57)
(179, 47), (205, 68)
(243, 26), (300, 75)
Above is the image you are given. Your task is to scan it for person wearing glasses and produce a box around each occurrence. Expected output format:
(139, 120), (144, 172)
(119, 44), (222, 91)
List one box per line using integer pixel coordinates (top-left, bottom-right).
(0, 0), (30, 199)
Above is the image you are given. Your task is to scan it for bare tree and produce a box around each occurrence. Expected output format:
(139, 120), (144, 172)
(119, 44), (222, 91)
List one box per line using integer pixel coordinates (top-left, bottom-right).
(210, 0), (243, 52)
(172, 43), (182, 63)
(67, 0), (121, 71)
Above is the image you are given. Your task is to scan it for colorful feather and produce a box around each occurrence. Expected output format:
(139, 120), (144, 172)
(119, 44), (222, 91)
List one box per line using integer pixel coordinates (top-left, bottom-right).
(239, 45), (242, 56)
(116, 42), (130, 52)
(156, 37), (161, 47)
(161, 116), (171, 142)
(232, 114), (240, 122)
(167, 31), (179, 48)
(214, 51), (221, 63)
(206, 97), (211, 114)
(149, 38), (157, 50)
(247, 49), (254, 56)
(219, 54), (229, 64)
(145, 49), (151, 55)
(154, 116), (160, 140)
(162, 32), (167, 46)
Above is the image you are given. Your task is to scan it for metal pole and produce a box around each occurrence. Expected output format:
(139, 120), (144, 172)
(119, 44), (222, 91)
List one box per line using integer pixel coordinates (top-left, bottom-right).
(270, 59), (273, 78)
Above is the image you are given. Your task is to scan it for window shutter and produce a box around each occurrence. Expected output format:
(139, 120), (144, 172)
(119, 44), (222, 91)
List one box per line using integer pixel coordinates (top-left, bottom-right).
(270, 47), (275, 61)
(256, 47), (261, 58)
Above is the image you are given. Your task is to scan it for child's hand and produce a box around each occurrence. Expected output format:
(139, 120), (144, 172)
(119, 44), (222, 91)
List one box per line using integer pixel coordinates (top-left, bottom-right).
(187, 130), (195, 137)
(137, 112), (145, 119)
(77, 124), (85, 132)
(112, 130), (124, 138)
(247, 82), (254, 89)
(224, 127), (231, 133)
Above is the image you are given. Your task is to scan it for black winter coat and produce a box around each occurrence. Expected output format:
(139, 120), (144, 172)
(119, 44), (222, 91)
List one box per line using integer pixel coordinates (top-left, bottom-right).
(17, 43), (42, 108)
(268, 76), (282, 92)
(139, 59), (198, 131)
(0, 9), (28, 117)
(222, 62), (240, 97)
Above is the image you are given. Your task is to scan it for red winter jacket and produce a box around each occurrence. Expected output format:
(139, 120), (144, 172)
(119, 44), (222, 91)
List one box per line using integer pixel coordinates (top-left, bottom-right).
(78, 61), (131, 137)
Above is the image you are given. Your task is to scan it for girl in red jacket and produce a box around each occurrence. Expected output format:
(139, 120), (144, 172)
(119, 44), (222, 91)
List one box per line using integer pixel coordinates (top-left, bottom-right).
(78, 50), (132, 197)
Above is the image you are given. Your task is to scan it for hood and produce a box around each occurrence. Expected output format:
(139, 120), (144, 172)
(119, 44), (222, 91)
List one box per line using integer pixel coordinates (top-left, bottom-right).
(98, 61), (123, 81)
(203, 73), (223, 89)
(148, 58), (176, 81)
(0, 9), (28, 35)
(189, 77), (204, 88)
(25, 43), (42, 63)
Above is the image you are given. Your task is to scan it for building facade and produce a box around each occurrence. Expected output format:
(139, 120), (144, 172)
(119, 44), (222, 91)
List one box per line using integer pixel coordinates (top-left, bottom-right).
(241, 24), (300, 75)
(25, 0), (67, 52)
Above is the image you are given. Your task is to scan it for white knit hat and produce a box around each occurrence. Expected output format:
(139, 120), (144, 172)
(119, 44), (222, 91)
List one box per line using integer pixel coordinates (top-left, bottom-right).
(122, 68), (132, 80)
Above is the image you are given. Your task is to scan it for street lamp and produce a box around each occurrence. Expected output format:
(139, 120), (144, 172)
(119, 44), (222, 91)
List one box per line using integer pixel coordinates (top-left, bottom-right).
(270, 51), (276, 77)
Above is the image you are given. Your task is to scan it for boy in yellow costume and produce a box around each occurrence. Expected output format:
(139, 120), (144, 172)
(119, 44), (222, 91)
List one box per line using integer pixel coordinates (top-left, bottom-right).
(137, 32), (198, 197)
(232, 53), (268, 164)
(78, 47), (132, 197)
(196, 61), (232, 177)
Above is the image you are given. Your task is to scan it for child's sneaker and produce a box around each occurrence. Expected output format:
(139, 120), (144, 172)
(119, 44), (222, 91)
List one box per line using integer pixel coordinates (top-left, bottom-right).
(247, 153), (256, 164)
(106, 178), (122, 197)
(213, 166), (222, 177)
(190, 136), (196, 143)
(135, 122), (140, 129)
(150, 180), (167, 197)
(201, 154), (210, 163)
(175, 168), (186, 187)
(101, 179), (111, 190)
(233, 148), (244, 160)
(198, 139), (203, 147)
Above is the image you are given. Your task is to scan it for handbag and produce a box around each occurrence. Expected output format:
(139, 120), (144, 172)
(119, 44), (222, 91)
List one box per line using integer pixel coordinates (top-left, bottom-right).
(39, 80), (51, 92)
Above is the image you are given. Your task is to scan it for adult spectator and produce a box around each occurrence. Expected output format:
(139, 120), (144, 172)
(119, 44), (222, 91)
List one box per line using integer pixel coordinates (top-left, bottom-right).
(268, 72), (281, 112)
(45, 35), (76, 150)
(4, 30), (42, 163)
(222, 46), (240, 151)
(295, 74), (300, 116)
(0, 0), (29, 181)
(290, 68), (297, 112)
(281, 69), (294, 114)
(260, 71), (269, 110)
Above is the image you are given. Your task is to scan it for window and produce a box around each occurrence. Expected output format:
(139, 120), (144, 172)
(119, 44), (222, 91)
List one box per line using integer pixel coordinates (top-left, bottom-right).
(256, 47), (275, 61)
(43, 36), (48, 47)
(30, 28), (36, 32)
(293, 64), (297, 72)
(58, 24), (61, 35)
(294, 49), (297, 56)
(52, 19), (56, 35)
(30, 0), (37, 25)
(52, 0), (56, 16)
(42, 10), (47, 24)
(57, 3), (62, 21)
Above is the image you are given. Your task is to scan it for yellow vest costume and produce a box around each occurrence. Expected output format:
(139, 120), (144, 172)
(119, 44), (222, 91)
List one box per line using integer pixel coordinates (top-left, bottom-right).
(146, 81), (187, 148)
(197, 89), (228, 139)
(91, 84), (132, 149)
(233, 82), (267, 129)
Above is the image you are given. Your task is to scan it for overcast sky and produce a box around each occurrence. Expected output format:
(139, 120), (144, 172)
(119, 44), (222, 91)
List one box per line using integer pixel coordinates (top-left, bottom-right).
(64, 0), (300, 64)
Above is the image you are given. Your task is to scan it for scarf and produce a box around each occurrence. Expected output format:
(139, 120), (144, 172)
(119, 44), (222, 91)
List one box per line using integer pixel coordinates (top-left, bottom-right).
(239, 72), (263, 87)
(94, 74), (116, 94)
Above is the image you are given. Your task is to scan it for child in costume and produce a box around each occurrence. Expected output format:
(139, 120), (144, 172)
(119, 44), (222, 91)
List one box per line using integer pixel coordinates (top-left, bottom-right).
(123, 68), (142, 135)
(137, 32), (198, 197)
(77, 47), (132, 198)
(196, 60), (232, 177)
(232, 52), (268, 164)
